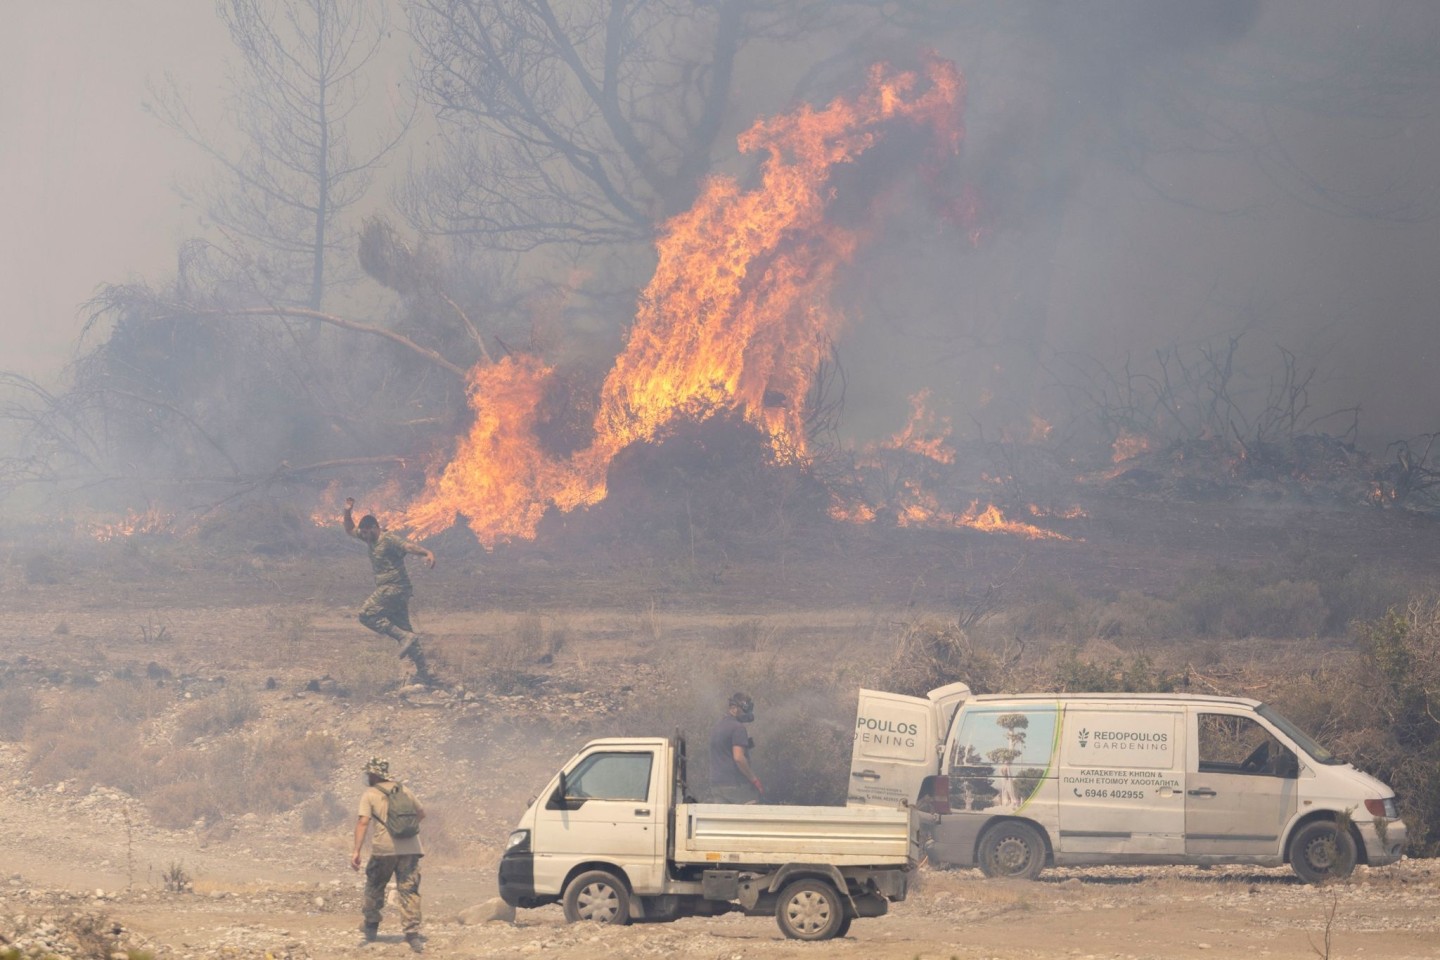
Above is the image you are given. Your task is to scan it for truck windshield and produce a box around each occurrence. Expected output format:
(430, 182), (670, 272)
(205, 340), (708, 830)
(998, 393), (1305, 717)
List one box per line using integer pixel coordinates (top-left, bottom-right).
(1257, 704), (1340, 765)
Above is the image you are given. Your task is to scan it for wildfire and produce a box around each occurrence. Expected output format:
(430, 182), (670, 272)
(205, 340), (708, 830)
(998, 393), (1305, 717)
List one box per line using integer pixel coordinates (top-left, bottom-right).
(85, 508), (177, 542)
(879, 391), (955, 464)
(402, 57), (965, 547)
(1112, 430), (1151, 463)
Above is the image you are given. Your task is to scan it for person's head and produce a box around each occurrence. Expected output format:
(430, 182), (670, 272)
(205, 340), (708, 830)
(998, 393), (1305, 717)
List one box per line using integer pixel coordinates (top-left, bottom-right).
(357, 514), (380, 544)
(727, 692), (754, 724)
(364, 756), (390, 784)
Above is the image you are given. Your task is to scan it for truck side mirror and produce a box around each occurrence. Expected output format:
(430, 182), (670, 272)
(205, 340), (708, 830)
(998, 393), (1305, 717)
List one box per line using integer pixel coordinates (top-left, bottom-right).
(546, 772), (570, 810)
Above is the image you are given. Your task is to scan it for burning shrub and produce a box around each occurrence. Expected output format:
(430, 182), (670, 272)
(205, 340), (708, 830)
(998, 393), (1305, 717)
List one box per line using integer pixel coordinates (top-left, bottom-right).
(558, 415), (831, 558)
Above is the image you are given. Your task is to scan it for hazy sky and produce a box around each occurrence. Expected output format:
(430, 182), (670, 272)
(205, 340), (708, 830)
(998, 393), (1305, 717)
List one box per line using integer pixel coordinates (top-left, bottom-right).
(0, 2), (226, 380)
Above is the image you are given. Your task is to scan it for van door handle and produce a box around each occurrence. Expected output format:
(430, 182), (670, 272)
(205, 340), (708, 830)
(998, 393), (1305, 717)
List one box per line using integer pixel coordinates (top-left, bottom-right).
(852, 770), (880, 781)
(1187, 788), (1217, 797)
(635, 808), (651, 816)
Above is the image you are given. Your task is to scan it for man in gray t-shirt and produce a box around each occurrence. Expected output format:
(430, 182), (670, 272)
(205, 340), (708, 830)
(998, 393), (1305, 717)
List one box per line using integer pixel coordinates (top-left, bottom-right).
(707, 692), (763, 803)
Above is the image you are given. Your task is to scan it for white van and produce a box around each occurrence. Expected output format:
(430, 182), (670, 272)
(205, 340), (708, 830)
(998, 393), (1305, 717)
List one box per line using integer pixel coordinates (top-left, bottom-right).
(850, 684), (1407, 883)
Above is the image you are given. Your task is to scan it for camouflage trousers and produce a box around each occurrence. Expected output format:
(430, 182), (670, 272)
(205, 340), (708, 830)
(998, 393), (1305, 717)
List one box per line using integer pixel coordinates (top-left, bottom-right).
(362, 854), (422, 934)
(357, 585), (417, 643)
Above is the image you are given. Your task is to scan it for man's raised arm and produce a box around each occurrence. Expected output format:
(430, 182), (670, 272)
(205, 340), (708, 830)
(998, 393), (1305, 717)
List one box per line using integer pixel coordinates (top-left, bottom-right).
(343, 497), (358, 537)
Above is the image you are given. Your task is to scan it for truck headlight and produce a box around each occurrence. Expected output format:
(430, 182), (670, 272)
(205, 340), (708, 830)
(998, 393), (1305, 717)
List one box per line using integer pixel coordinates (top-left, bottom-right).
(505, 829), (531, 853)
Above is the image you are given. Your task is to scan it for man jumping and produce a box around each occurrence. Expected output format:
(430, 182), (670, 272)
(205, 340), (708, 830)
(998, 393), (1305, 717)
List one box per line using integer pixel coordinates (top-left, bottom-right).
(343, 497), (436, 685)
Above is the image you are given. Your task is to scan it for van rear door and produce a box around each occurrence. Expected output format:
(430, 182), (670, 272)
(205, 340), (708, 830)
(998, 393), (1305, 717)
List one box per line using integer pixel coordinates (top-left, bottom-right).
(850, 688), (952, 806)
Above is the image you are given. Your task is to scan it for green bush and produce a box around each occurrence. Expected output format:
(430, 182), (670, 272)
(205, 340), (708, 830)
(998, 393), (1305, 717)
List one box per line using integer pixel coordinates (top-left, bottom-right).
(1174, 567), (1328, 638)
(1282, 600), (1440, 856)
(1051, 649), (1182, 693)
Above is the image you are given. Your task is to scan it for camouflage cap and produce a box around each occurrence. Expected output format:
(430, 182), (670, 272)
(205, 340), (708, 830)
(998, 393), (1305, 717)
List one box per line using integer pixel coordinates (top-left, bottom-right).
(364, 757), (389, 777)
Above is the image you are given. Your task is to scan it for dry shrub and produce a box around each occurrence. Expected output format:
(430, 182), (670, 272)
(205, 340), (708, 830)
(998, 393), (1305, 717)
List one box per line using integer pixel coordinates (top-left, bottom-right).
(147, 729), (339, 828)
(1049, 647), (1182, 693)
(27, 680), (174, 790)
(176, 686), (260, 741)
(329, 644), (403, 702)
(0, 683), (35, 740)
(299, 790), (349, 832)
(1090, 590), (1188, 640)
(148, 780), (224, 830)
(1175, 567), (1328, 638)
(875, 619), (1024, 697)
(450, 616), (552, 694)
(415, 803), (459, 863)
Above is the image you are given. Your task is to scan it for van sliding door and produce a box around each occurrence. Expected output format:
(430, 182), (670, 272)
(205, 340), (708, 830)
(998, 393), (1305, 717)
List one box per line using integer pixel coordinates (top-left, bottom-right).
(1056, 708), (1185, 857)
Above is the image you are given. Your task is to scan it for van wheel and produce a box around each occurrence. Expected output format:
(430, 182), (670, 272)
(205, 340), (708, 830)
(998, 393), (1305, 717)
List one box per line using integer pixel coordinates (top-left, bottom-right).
(775, 878), (843, 940)
(563, 870), (631, 925)
(978, 821), (1047, 880)
(1290, 821), (1357, 884)
(834, 913), (853, 938)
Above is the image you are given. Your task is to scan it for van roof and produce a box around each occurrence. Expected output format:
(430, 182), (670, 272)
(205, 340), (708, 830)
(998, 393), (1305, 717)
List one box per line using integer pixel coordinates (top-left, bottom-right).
(968, 692), (1263, 709)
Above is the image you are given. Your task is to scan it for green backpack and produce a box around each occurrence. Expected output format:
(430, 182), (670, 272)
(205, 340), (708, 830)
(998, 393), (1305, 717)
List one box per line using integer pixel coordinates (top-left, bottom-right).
(383, 782), (421, 839)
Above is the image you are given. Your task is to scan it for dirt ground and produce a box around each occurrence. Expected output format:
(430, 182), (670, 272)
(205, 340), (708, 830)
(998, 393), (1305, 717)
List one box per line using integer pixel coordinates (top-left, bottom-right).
(3, 495), (1439, 959)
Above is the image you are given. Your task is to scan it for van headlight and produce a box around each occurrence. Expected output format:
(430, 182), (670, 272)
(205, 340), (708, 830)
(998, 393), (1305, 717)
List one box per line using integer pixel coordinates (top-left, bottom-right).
(505, 829), (531, 854)
(1364, 797), (1399, 819)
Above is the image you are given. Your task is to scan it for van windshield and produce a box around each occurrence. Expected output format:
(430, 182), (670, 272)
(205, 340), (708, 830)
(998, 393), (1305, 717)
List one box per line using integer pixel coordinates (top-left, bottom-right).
(1257, 704), (1340, 764)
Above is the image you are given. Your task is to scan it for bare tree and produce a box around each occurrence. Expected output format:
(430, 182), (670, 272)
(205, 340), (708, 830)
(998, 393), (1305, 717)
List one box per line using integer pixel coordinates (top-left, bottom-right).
(149, 0), (411, 308)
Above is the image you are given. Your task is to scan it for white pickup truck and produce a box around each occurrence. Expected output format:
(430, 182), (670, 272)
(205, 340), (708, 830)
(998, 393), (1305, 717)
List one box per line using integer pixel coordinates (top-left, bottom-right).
(497, 735), (929, 940)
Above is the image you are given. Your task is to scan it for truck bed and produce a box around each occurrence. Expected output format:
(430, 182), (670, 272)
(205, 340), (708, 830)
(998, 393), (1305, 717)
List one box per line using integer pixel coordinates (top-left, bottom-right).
(673, 803), (918, 867)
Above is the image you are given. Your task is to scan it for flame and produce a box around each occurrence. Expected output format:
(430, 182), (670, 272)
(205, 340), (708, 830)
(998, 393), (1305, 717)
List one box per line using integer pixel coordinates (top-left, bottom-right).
(1111, 431), (1151, 463)
(955, 501), (1070, 540)
(889, 495), (1070, 541)
(880, 390), (954, 464)
(402, 58), (965, 547)
(85, 508), (177, 542)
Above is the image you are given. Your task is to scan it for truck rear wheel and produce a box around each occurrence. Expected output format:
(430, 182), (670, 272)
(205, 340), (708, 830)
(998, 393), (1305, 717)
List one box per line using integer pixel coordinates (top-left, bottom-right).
(977, 820), (1047, 880)
(775, 878), (844, 941)
(1289, 820), (1357, 884)
(563, 870), (631, 925)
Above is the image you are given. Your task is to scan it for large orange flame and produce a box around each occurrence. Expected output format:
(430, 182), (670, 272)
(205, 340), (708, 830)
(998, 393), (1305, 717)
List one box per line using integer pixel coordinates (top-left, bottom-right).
(403, 58), (964, 547)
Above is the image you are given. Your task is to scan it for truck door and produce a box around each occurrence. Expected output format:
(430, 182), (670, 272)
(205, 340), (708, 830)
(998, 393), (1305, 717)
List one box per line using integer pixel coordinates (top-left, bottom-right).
(1057, 707), (1185, 857)
(532, 747), (665, 889)
(849, 688), (951, 806)
(1186, 710), (1298, 857)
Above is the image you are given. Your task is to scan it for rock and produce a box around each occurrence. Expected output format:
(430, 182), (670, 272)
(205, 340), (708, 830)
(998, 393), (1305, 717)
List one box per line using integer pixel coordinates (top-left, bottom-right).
(458, 897), (515, 924)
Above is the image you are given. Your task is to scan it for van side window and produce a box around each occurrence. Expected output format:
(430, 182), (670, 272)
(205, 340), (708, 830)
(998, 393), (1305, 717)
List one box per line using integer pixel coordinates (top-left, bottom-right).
(1197, 714), (1297, 778)
(567, 752), (654, 800)
(948, 707), (1058, 812)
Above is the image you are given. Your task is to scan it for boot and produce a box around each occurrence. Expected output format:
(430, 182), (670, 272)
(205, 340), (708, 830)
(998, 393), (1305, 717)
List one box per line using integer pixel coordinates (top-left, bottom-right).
(361, 923), (378, 943)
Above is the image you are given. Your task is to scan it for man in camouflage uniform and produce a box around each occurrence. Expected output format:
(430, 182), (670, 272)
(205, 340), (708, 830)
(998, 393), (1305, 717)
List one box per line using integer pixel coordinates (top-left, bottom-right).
(343, 497), (436, 684)
(351, 757), (426, 951)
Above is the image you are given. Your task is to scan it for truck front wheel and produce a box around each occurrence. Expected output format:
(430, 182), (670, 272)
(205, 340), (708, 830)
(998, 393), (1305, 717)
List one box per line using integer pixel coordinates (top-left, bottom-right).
(977, 820), (1047, 880)
(775, 878), (844, 941)
(563, 870), (631, 925)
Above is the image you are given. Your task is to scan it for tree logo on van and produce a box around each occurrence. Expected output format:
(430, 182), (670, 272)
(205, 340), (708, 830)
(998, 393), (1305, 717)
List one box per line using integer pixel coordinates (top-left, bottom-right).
(1078, 728), (1089, 748)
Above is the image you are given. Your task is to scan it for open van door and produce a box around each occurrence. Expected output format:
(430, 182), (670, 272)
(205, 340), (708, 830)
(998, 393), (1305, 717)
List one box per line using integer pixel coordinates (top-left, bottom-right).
(850, 684), (970, 807)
